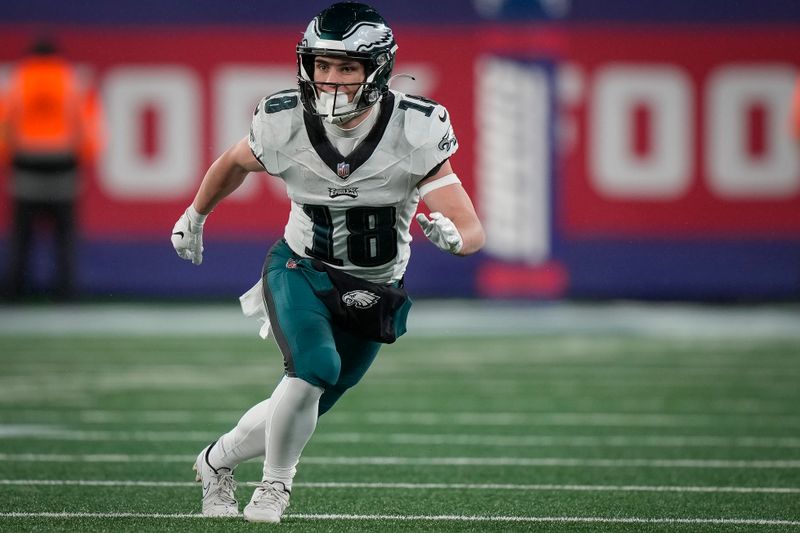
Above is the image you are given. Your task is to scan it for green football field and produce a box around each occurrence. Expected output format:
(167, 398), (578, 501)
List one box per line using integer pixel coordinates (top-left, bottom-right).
(1, 302), (799, 532)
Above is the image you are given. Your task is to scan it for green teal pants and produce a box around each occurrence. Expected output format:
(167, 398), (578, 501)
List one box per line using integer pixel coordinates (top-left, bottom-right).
(262, 240), (392, 415)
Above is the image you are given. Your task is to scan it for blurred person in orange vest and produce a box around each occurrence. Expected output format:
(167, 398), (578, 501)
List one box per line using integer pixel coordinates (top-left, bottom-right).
(0, 34), (102, 302)
(793, 76), (800, 141)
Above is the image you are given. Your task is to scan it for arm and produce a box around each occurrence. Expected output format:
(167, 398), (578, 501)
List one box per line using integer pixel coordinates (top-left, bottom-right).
(192, 135), (264, 214)
(171, 136), (264, 265)
(416, 160), (485, 256)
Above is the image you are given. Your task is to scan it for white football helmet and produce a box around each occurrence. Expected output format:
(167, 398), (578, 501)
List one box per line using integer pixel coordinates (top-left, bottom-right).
(296, 2), (398, 124)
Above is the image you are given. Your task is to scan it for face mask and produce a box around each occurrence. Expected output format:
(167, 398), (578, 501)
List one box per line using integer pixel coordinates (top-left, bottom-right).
(316, 90), (357, 124)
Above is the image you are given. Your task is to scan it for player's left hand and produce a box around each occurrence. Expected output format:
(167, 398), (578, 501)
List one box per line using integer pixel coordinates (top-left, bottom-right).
(171, 210), (204, 265)
(416, 212), (463, 254)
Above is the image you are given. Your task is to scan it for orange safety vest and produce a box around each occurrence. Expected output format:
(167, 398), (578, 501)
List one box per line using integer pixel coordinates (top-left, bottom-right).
(1, 56), (101, 164)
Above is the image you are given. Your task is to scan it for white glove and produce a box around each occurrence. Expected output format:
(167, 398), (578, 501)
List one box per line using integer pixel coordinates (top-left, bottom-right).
(171, 207), (205, 265)
(416, 212), (463, 254)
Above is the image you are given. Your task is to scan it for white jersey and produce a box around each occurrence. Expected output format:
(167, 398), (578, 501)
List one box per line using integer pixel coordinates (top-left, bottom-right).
(249, 89), (458, 284)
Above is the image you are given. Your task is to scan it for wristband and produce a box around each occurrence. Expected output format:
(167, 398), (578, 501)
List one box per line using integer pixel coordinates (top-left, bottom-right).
(187, 204), (208, 226)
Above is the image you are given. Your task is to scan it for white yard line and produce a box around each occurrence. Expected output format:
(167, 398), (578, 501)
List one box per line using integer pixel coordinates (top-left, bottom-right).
(0, 479), (196, 487)
(302, 457), (800, 469)
(1, 479), (798, 494)
(3, 425), (800, 449)
(342, 411), (800, 428)
(0, 511), (797, 526)
(0, 426), (219, 441)
(6, 409), (800, 428)
(315, 432), (800, 449)
(1, 453), (798, 469)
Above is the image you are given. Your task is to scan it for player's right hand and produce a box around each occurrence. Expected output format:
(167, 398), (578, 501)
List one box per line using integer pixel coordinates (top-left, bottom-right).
(171, 210), (204, 265)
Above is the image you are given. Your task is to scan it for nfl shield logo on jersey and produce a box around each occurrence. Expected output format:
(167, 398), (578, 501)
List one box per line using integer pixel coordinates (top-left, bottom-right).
(337, 162), (350, 178)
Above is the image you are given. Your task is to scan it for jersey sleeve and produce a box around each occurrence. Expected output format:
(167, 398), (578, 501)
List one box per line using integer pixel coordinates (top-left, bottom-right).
(248, 90), (300, 176)
(400, 94), (458, 179)
(248, 97), (270, 171)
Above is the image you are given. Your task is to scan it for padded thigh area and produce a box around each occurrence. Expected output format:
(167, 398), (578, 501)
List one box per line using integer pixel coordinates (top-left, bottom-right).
(264, 257), (341, 387)
(263, 240), (383, 400)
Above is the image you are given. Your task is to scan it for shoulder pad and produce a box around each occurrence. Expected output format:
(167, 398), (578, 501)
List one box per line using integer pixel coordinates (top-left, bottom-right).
(398, 93), (451, 149)
(249, 90), (302, 172)
(252, 90), (301, 150)
(396, 92), (458, 171)
(250, 89), (303, 173)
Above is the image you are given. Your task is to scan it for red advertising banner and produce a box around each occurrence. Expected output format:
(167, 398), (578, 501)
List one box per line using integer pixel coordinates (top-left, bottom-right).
(0, 27), (478, 238)
(2, 26), (798, 240)
(1, 24), (798, 299)
(560, 27), (800, 238)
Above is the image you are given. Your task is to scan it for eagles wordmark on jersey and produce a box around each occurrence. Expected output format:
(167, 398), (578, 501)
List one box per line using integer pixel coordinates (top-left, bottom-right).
(249, 88), (458, 284)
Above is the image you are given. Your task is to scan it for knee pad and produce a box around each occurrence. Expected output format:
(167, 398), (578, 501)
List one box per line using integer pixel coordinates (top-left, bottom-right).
(280, 376), (325, 408)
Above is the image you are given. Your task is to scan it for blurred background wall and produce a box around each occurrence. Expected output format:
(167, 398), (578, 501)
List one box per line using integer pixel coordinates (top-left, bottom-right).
(0, 0), (798, 301)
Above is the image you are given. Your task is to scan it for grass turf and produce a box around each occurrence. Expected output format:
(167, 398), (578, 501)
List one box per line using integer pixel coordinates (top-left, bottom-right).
(1, 310), (799, 532)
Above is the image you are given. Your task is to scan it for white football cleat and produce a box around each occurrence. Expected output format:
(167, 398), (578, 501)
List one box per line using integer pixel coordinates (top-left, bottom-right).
(243, 481), (291, 523)
(193, 443), (239, 517)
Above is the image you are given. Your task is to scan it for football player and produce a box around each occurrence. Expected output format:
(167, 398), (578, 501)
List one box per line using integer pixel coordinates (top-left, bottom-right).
(171, 1), (484, 523)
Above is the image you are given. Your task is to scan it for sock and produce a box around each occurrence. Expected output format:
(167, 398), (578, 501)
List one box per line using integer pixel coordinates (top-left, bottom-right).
(262, 376), (324, 491)
(208, 397), (271, 470)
